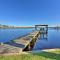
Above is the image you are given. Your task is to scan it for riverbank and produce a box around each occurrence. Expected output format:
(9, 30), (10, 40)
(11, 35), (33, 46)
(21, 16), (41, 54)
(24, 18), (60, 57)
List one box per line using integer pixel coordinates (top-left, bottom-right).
(0, 49), (60, 60)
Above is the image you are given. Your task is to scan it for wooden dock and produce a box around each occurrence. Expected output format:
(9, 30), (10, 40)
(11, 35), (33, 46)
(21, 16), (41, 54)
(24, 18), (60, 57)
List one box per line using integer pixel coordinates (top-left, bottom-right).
(0, 31), (40, 54)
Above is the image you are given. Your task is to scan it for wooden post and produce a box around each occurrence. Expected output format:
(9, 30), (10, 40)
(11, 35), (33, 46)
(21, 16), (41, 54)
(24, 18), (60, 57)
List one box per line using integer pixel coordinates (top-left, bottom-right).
(0, 42), (3, 45)
(28, 43), (31, 51)
(35, 26), (36, 30)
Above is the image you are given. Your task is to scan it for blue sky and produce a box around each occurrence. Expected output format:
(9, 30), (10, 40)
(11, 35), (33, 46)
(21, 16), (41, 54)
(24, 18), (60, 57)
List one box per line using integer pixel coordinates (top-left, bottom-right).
(0, 0), (60, 26)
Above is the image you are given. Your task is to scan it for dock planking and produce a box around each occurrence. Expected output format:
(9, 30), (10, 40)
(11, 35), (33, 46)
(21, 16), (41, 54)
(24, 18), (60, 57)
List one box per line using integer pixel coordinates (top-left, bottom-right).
(0, 31), (40, 54)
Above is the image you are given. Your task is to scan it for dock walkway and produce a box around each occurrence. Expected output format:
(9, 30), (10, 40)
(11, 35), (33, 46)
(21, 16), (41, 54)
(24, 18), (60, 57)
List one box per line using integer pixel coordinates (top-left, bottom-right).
(0, 31), (40, 54)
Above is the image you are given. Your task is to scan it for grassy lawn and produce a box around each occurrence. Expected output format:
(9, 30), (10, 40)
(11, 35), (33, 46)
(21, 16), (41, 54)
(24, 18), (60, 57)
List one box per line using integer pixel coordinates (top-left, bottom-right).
(0, 49), (60, 60)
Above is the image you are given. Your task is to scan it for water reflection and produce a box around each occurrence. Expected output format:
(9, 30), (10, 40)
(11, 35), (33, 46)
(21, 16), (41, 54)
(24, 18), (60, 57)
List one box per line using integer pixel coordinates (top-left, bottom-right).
(38, 33), (48, 40)
(33, 29), (60, 50)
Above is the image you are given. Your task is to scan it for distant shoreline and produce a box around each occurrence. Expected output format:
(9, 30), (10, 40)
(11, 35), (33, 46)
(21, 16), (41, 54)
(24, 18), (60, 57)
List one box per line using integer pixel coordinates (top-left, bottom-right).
(0, 27), (34, 29)
(0, 24), (34, 28)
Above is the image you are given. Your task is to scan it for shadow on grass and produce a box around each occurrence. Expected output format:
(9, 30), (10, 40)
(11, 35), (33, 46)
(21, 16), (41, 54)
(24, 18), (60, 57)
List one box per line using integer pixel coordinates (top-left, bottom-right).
(32, 51), (60, 60)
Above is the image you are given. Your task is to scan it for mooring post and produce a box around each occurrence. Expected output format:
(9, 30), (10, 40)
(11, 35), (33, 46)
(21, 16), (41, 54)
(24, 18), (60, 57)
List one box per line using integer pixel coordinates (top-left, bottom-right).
(28, 43), (31, 51)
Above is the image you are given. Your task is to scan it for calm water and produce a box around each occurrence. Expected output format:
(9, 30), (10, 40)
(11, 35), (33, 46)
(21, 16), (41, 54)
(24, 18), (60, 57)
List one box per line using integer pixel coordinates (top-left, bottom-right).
(0, 28), (60, 50)
(0, 28), (34, 43)
(33, 29), (60, 50)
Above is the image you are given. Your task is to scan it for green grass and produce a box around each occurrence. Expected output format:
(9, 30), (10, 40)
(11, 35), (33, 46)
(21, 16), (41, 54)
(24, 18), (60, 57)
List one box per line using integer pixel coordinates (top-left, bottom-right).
(0, 49), (60, 60)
